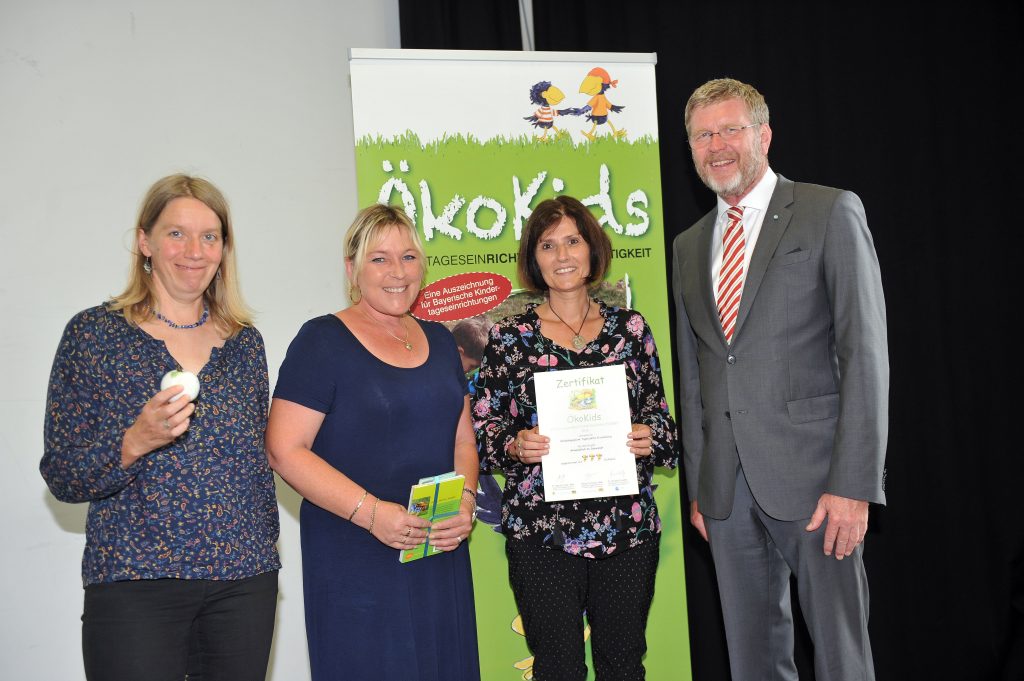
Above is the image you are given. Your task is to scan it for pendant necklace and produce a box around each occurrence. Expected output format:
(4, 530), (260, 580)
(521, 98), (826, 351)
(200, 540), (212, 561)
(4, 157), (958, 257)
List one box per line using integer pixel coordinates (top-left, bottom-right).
(357, 306), (413, 351)
(548, 298), (590, 350)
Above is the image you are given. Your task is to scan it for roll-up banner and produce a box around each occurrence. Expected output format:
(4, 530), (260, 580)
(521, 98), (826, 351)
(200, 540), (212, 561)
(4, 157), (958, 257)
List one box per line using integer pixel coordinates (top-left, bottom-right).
(350, 48), (690, 681)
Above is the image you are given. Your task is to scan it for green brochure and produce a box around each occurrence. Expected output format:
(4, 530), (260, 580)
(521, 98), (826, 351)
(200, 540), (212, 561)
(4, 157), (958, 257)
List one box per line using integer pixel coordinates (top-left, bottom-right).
(399, 472), (465, 563)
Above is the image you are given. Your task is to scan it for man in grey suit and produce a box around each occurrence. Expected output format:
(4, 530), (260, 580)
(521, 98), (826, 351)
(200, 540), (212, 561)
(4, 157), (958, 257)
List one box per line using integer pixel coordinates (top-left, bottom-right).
(672, 78), (888, 680)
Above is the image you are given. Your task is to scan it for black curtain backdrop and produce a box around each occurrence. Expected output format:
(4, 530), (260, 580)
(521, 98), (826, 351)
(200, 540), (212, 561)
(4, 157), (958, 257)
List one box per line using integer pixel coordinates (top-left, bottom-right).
(400, 3), (1023, 679)
(399, 0), (522, 51)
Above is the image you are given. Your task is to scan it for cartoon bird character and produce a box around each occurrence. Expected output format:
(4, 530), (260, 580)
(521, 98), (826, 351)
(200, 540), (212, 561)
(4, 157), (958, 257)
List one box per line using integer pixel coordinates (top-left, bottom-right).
(577, 67), (627, 140)
(524, 81), (570, 142)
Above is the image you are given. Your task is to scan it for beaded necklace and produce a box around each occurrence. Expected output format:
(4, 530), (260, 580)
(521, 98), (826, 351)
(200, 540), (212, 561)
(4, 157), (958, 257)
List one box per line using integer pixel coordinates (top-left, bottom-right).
(154, 303), (209, 329)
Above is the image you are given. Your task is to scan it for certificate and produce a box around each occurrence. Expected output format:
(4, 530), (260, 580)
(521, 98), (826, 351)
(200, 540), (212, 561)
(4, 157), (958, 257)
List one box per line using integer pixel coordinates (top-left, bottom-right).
(534, 364), (638, 501)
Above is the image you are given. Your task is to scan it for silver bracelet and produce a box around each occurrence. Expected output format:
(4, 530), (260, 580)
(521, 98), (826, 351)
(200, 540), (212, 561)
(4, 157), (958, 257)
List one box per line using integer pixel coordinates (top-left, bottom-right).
(462, 487), (478, 521)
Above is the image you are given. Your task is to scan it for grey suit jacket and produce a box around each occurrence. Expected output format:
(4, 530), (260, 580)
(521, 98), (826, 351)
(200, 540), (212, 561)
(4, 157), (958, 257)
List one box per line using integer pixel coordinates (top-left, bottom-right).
(672, 174), (888, 521)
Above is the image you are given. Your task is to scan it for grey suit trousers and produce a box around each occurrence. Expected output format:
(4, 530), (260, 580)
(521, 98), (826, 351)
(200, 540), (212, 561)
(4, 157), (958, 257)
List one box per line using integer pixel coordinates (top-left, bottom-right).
(705, 467), (874, 681)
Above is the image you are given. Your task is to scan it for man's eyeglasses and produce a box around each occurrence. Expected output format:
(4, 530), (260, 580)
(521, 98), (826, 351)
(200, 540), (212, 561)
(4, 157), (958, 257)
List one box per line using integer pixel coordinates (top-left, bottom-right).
(688, 123), (761, 149)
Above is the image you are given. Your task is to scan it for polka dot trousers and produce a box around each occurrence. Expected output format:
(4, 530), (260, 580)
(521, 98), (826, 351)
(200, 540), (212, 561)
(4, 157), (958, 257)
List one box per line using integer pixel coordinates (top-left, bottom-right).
(505, 538), (660, 681)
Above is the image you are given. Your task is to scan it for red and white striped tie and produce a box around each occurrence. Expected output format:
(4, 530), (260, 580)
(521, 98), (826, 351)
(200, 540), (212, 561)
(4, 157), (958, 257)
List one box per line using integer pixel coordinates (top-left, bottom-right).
(717, 206), (745, 343)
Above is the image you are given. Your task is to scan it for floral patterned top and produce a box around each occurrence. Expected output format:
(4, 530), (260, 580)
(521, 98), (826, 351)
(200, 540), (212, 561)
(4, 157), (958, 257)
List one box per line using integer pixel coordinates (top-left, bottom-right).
(41, 305), (281, 586)
(473, 301), (678, 559)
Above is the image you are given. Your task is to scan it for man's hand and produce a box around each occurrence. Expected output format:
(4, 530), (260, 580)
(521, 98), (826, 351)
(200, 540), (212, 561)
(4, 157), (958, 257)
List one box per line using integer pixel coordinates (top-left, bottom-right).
(806, 493), (868, 560)
(690, 500), (708, 542)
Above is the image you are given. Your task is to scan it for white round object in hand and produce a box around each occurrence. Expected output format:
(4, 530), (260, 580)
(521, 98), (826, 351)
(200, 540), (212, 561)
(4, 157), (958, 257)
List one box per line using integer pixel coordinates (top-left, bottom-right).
(160, 370), (200, 402)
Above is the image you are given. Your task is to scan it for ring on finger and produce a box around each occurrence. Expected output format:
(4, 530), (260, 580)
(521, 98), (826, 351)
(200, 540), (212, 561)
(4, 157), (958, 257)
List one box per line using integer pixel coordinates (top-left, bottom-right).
(163, 419), (171, 430)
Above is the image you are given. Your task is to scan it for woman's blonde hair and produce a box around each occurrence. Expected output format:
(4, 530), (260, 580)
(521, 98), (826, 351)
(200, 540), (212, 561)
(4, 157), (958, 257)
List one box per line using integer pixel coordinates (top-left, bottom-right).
(344, 204), (425, 302)
(108, 174), (253, 336)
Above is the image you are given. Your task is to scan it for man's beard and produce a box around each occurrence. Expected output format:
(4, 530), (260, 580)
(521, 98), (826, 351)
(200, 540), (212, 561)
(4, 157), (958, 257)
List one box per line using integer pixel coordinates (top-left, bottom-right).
(696, 138), (766, 199)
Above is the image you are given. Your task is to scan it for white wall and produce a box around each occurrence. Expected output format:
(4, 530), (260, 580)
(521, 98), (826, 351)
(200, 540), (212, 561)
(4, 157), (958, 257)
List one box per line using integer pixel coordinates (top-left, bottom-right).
(0, 1), (399, 678)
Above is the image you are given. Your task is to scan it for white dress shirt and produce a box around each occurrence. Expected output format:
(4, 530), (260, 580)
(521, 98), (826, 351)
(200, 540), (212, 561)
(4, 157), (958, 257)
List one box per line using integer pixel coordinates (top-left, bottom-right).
(710, 168), (778, 302)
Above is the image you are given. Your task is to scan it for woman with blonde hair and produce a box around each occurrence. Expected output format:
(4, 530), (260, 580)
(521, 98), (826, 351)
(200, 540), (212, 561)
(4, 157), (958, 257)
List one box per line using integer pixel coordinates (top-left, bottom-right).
(267, 203), (480, 681)
(41, 174), (280, 681)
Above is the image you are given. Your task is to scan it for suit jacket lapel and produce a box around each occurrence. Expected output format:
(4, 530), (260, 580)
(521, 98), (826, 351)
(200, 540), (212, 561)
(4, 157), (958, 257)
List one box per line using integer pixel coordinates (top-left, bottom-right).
(734, 175), (794, 338)
(695, 209), (728, 346)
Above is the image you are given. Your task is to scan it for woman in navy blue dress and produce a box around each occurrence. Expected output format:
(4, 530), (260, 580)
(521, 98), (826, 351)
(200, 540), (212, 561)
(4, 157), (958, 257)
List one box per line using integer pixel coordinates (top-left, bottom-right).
(266, 204), (480, 681)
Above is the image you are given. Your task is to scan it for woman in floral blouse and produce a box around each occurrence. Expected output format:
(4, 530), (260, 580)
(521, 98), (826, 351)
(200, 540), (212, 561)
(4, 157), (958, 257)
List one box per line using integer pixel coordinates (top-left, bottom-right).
(473, 195), (678, 681)
(40, 175), (280, 681)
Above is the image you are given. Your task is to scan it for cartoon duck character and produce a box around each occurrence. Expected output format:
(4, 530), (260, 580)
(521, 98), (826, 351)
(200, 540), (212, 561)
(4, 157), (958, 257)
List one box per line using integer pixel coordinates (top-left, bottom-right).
(524, 81), (570, 142)
(577, 67), (627, 140)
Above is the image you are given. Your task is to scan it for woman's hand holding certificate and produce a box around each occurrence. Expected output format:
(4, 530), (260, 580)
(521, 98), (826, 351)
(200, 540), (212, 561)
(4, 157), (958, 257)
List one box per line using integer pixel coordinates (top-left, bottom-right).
(627, 423), (654, 458)
(511, 426), (549, 464)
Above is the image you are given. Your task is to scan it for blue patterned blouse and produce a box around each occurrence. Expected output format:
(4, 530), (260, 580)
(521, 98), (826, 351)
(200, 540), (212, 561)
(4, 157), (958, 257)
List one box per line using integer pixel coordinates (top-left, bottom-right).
(41, 305), (281, 586)
(473, 301), (678, 559)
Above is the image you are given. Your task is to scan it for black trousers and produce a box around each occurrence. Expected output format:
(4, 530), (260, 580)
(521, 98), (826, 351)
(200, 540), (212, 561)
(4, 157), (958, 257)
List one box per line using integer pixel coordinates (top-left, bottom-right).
(82, 571), (278, 681)
(506, 538), (660, 681)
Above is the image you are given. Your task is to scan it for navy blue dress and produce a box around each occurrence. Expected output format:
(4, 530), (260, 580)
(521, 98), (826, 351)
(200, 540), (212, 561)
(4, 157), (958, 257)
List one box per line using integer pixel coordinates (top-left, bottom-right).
(274, 315), (480, 681)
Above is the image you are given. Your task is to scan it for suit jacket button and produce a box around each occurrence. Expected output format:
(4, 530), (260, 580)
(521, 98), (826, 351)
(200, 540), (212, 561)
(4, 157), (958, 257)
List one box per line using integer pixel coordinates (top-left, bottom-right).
(727, 354), (736, 364)
(725, 411), (731, 419)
